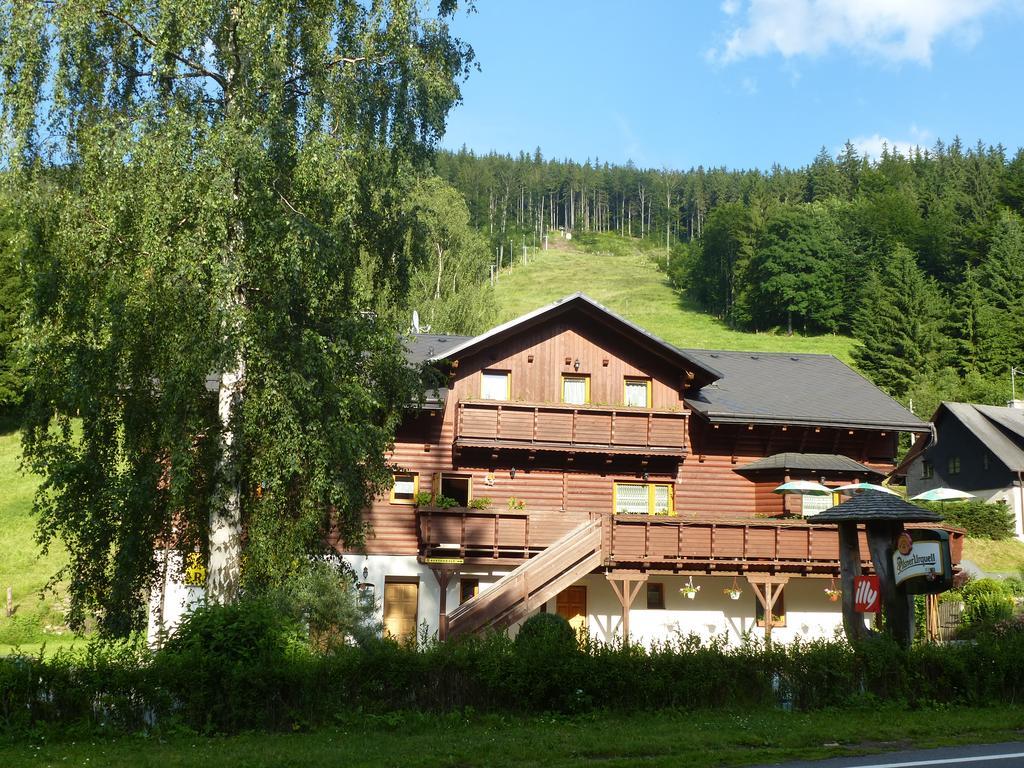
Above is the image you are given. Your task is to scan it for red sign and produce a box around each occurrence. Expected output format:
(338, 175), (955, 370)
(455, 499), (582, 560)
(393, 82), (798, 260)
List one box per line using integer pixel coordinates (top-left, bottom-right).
(853, 575), (881, 613)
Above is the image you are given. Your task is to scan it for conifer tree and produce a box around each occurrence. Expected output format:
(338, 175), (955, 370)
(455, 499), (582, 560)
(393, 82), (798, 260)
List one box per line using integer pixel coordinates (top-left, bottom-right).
(977, 209), (1024, 376)
(852, 246), (948, 397)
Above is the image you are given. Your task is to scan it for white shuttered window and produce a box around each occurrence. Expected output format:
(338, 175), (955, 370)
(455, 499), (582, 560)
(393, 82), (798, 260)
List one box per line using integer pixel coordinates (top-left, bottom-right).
(480, 371), (509, 401)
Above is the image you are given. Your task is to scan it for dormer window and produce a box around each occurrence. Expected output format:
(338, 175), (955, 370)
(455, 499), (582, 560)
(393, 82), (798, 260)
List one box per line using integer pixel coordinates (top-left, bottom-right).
(624, 377), (651, 408)
(481, 370), (510, 401)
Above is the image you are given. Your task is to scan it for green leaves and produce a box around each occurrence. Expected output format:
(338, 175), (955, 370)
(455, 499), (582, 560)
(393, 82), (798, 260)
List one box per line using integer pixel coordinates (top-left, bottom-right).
(4, 1), (473, 633)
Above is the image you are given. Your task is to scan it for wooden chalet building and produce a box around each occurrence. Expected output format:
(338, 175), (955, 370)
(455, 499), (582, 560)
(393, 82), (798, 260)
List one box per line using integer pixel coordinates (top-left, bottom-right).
(341, 294), (963, 645)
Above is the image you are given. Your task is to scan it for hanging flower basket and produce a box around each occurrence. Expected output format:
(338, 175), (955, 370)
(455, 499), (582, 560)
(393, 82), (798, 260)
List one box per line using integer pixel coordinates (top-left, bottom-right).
(680, 577), (700, 600)
(825, 588), (842, 602)
(724, 588), (742, 600)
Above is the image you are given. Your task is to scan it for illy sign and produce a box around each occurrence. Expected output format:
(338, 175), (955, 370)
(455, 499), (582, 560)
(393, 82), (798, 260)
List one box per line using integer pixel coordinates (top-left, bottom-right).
(853, 575), (881, 613)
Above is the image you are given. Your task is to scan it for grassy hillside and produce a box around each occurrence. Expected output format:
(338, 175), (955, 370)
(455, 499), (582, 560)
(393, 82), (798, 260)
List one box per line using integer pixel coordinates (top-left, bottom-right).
(493, 233), (857, 362)
(0, 427), (71, 650)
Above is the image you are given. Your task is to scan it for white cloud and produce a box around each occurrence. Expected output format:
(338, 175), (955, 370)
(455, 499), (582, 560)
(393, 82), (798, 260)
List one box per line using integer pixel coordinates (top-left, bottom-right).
(711, 0), (1003, 65)
(845, 125), (933, 160)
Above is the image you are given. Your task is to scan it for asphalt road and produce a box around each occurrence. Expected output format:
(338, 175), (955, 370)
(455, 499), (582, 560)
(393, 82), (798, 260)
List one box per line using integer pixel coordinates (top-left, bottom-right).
(750, 741), (1024, 768)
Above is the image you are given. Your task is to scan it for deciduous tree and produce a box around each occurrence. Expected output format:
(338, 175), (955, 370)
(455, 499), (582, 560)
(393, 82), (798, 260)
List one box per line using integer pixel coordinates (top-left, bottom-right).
(1, 0), (473, 634)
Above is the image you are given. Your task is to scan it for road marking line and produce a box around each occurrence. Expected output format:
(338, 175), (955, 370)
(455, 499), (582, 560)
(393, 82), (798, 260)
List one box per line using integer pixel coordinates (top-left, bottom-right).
(847, 752), (1024, 768)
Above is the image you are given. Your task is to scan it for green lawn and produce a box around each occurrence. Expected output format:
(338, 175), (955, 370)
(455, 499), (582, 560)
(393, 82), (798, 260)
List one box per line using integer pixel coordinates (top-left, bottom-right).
(963, 537), (1024, 574)
(0, 428), (71, 646)
(3, 706), (1023, 768)
(494, 233), (857, 362)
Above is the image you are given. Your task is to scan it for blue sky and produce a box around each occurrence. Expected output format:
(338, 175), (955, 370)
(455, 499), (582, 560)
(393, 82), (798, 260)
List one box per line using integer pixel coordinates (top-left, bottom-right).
(441, 0), (1024, 170)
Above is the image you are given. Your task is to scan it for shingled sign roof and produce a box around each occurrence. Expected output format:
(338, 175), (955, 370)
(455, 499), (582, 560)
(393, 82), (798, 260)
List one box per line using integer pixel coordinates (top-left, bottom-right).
(735, 452), (883, 476)
(807, 490), (944, 524)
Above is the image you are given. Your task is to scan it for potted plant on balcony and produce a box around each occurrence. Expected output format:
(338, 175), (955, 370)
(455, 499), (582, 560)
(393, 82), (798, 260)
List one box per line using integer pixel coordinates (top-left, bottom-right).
(469, 497), (492, 510)
(507, 497), (526, 512)
(824, 578), (842, 602)
(413, 491), (434, 507)
(722, 577), (742, 600)
(680, 577), (700, 600)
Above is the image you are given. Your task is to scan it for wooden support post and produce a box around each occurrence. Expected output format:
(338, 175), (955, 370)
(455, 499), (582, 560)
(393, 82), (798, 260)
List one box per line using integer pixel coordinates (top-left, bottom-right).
(5, 586), (11, 618)
(926, 593), (940, 643)
(866, 520), (914, 648)
(432, 569), (453, 642)
(746, 575), (789, 643)
(838, 521), (872, 643)
(606, 573), (647, 645)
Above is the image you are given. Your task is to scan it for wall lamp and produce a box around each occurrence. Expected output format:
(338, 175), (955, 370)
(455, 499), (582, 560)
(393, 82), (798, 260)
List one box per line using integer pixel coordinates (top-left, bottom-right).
(510, 467), (517, 479)
(574, 358), (580, 371)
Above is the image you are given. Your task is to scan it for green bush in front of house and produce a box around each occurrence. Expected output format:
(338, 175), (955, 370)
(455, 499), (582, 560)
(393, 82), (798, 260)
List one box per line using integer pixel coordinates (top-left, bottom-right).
(7, 604), (1024, 735)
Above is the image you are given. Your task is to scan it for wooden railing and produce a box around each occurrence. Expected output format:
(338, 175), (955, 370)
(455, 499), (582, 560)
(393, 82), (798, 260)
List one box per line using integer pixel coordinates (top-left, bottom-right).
(455, 400), (687, 455)
(446, 519), (603, 639)
(418, 507), (585, 561)
(607, 516), (965, 574)
(419, 508), (965, 574)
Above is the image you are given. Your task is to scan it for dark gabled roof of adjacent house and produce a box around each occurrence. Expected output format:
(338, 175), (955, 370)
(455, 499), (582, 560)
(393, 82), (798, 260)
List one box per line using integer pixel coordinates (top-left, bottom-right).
(933, 402), (1024, 473)
(425, 293), (725, 386)
(735, 452), (884, 477)
(680, 350), (929, 433)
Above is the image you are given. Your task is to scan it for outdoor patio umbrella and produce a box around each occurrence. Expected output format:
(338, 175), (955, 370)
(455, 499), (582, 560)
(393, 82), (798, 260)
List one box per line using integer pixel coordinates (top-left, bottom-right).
(909, 487), (975, 502)
(834, 482), (899, 496)
(772, 480), (832, 495)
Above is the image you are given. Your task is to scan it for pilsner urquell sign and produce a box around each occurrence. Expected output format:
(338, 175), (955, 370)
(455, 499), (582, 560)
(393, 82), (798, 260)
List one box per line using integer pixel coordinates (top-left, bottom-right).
(891, 529), (953, 594)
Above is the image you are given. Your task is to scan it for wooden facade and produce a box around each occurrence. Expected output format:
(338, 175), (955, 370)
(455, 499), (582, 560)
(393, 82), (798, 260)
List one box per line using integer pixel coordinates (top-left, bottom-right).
(340, 296), (958, 638)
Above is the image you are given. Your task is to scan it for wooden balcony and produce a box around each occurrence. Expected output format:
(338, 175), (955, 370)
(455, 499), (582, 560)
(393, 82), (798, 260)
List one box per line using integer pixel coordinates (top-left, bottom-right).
(418, 507), (586, 563)
(419, 507), (965, 577)
(454, 400), (688, 456)
(607, 516), (965, 575)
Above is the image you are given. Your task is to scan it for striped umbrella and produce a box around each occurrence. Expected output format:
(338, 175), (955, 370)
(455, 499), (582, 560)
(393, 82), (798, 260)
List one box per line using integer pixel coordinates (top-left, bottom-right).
(772, 480), (832, 496)
(910, 487), (975, 502)
(834, 482), (899, 496)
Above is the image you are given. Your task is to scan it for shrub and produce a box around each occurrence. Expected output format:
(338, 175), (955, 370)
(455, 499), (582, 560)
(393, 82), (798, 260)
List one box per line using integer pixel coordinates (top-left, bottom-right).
(963, 593), (1014, 629)
(511, 613), (581, 711)
(917, 500), (1015, 539)
(515, 612), (577, 653)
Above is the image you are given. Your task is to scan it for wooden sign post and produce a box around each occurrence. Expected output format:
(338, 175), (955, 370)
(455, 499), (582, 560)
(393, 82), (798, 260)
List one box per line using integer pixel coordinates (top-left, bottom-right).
(810, 492), (946, 649)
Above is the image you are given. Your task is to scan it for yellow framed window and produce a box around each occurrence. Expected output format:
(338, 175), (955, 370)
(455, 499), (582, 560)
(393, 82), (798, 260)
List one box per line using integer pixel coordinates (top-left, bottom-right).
(614, 482), (674, 515)
(561, 374), (590, 405)
(481, 370), (510, 401)
(624, 377), (651, 407)
(390, 472), (418, 504)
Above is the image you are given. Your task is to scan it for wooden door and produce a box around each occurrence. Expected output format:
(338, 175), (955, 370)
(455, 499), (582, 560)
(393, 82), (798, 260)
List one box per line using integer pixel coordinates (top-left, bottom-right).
(384, 580), (419, 642)
(556, 585), (587, 635)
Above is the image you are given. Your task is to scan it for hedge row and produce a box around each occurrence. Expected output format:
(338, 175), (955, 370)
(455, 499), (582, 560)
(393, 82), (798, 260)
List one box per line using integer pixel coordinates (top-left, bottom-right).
(5, 627), (1024, 735)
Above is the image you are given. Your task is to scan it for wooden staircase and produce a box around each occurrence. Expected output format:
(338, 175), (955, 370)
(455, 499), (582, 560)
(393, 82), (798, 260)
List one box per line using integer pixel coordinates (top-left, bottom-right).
(445, 519), (604, 639)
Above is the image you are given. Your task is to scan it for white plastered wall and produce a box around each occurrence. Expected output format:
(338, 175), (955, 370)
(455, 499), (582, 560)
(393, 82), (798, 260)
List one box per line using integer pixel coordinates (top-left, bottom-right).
(350, 554), (847, 646)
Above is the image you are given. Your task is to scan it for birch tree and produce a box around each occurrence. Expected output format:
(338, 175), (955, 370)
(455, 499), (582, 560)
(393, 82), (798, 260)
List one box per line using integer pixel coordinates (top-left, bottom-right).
(1, 0), (473, 634)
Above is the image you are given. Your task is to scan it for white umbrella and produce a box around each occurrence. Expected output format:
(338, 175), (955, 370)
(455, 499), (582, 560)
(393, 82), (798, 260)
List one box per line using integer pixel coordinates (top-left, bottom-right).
(773, 480), (832, 496)
(910, 487), (975, 502)
(834, 482), (899, 496)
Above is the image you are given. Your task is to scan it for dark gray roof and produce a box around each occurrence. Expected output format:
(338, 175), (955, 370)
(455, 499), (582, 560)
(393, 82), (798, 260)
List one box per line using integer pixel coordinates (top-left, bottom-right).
(428, 293), (724, 385)
(403, 334), (472, 366)
(808, 490), (944, 524)
(939, 402), (1024, 472)
(735, 452), (883, 477)
(681, 350), (929, 433)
